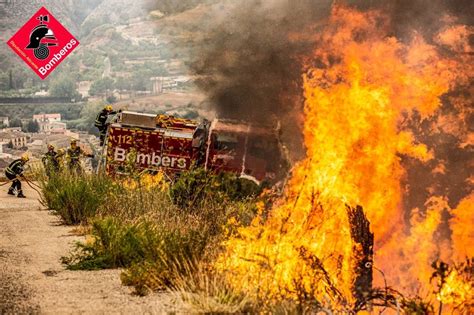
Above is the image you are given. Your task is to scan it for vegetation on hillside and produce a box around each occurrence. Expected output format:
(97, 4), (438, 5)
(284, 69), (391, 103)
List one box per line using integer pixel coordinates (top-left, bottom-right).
(39, 169), (261, 310)
(38, 168), (473, 313)
(0, 104), (83, 121)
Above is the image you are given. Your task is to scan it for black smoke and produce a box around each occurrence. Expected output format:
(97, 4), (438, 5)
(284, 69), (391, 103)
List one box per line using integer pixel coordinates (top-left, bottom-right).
(191, 0), (472, 119)
(188, 0), (472, 161)
(191, 1), (331, 122)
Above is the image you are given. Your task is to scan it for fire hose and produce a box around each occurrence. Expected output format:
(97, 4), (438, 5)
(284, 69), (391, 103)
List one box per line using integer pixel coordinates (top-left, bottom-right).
(23, 177), (42, 195)
(0, 179), (13, 187)
(0, 175), (42, 195)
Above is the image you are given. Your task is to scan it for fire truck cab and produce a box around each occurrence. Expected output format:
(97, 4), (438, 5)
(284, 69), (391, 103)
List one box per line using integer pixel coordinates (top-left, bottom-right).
(205, 119), (283, 182)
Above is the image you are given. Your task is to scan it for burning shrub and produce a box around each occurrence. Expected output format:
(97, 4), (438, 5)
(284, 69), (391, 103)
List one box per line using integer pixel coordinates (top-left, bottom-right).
(431, 259), (474, 314)
(170, 168), (262, 210)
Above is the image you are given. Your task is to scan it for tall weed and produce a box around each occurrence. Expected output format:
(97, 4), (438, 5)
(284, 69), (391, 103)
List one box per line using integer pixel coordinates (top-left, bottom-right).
(40, 171), (116, 224)
(63, 217), (160, 270)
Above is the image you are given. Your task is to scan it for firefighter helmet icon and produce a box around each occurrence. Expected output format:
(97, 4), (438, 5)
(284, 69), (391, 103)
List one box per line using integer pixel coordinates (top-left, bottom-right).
(25, 15), (57, 60)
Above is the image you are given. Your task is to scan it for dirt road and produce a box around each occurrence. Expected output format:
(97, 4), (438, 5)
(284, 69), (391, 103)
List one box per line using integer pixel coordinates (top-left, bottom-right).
(0, 184), (178, 314)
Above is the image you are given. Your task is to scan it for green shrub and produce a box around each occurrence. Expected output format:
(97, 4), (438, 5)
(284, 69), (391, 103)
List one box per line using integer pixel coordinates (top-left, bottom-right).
(121, 228), (208, 295)
(63, 216), (209, 294)
(40, 172), (115, 225)
(63, 217), (162, 270)
(60, 170), (261, 297)
(99, 185), (175, 221)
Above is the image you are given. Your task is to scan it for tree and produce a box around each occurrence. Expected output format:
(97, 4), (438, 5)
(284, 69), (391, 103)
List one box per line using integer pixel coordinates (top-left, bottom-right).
(131, 72), (148, 91)
(114, 77), (131, 91)
(89, 77), (114, 96)
(49, 75), (79, 99)
(27, 120), (40, 133)
(9, 69), (13, 89)
(73, 100), (106, 134)
(9, 118), (22, 127)
(106, 95), (117, 104)
(0, 71), (9, 90)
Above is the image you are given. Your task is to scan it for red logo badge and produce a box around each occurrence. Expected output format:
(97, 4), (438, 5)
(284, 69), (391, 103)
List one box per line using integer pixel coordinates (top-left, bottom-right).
(7, 7), (79, 80)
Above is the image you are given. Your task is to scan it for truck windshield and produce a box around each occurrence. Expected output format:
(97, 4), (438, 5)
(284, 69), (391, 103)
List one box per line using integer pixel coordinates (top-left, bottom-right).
(214, 133), (239, 151)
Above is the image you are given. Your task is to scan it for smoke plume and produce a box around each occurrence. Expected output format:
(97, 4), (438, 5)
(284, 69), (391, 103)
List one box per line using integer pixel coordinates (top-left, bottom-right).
(190, 0), (472, 206)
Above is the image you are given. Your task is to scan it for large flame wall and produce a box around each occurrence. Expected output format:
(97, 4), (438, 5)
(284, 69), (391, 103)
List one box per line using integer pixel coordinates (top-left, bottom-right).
(216, 5), (472, 309)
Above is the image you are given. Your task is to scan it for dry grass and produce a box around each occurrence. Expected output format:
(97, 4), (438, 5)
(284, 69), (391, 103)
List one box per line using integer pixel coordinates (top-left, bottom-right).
(167, 262), (251, 313)
(40, 169), (463, 312)
(54, 169), (258, 298)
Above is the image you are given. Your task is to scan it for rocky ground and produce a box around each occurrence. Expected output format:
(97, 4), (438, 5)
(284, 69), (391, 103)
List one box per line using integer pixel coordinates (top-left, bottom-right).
(0, 183), (179, 314)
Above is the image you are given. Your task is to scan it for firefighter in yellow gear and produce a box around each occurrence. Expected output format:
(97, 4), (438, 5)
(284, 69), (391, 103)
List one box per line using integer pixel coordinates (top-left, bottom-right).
(95, 105), (119, 146)
(67, 139), (93, 174)
(42, 144), (60, 176)
(5, 154), (29, 198)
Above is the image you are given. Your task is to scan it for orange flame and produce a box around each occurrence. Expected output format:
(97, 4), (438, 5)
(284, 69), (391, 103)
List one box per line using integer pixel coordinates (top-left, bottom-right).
(216, 5), (473, 310)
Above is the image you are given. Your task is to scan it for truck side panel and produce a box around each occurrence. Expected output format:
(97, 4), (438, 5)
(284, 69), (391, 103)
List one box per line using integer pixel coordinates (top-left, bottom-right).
(105, 125), (193, 175)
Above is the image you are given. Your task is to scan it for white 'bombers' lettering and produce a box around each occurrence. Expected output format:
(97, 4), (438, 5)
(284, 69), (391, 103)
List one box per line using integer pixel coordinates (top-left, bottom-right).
(39, 39), (77, 75)
(114, 147), (187, 169)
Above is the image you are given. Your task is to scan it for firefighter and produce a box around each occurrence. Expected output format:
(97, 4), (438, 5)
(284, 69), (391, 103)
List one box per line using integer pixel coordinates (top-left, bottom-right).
(5, 154), (29, 198)
(42, 144), (60, 176)
(95, 105), (119, 146)
(67, 139), (93, 174)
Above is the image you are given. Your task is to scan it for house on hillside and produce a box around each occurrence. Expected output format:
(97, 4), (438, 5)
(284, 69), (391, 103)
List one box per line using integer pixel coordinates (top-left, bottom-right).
(31, 134), (70, 151)
(0, 116), (9, 127)
(3, 127), (21, 132)
(78, 81), (92, 98)
(0, 131), (28, 148)
(27, 139), (44, 156)
(33, 113), (64, 133)
(42, 121), (67, 134)
(150, 76), (193, 94)
(33, 113), (61, 123)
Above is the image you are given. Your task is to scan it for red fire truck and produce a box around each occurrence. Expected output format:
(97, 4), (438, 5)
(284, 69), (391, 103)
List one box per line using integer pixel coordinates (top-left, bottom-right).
(103, 111), (286, 183)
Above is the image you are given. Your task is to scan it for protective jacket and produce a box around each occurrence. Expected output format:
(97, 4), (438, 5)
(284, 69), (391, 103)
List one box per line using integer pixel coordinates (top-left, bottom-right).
(67, 146), (83, 165)
(95, 109), (117, 130)
(42, 151), (60, 171)
(5, 159), (25, 177)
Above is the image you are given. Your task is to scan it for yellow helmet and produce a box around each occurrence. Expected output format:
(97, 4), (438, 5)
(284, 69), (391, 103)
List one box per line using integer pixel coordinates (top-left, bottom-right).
(21, 154), (29, 162)
(105, 105), (113, 111)
(70, 139), (78, 145)
(47, 144), (55, 150)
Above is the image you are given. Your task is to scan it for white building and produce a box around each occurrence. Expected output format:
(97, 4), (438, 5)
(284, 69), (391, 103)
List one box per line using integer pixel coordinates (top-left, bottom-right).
(33, 113), (65, 133)
(150, 76), (192, 94)
(0, 131), (28, 148)
(2, 127), (21, 132)
(41, 121), (67, 134)
(33, 113), (61, 123)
